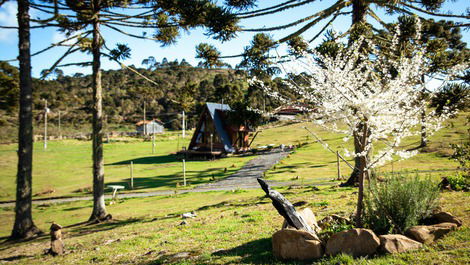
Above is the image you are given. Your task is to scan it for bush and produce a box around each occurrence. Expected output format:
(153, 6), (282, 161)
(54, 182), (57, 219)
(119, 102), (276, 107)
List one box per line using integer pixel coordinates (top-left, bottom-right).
(446, 174), (470, 191)
(364, 174), (440, 234)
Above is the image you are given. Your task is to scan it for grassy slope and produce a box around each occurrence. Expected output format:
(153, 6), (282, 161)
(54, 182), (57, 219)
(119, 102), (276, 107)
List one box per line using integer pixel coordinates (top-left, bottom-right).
(0, 187), (468, 264)
(0, 114), (468, 264)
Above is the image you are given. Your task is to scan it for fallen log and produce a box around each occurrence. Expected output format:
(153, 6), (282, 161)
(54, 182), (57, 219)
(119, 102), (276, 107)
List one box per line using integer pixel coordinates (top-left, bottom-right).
(257, 178), (319, 240)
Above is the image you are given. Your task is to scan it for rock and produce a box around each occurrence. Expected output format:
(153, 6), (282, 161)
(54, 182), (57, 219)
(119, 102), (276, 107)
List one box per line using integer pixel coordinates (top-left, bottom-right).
(406, 222), (457, 244)
(182, 212), (197, 219)
(430, 212), (462, 227)
(325, 228), (380, 257)
(272, 229), (323, 260)
(379, 234), (422, 254)
(318, 214), (351, 230)
(282, 208), (321, 233)
(179, 220), (188, 226)
(49, 222), (64, 256)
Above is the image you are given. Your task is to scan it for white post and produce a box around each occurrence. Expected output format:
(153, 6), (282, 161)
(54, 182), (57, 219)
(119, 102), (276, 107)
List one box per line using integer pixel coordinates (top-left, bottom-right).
(130, 161), (134, 189)
(183, 159), (186, 186)
(58, 110), (62, 140)
(44, 99), (48, 150)
(143, 101), (146, 136)
(182, 110), (185, 138)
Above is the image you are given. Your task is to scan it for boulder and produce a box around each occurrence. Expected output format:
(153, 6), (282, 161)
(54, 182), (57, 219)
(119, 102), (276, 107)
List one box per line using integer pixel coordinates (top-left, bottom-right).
(325, 228), (380, 257)
(431, 212), (462, 227)
(272, 229), (323, 260)
(406, 222), (457, 244)
(379, 234), (422, 254)
(282, 208), (321, 233)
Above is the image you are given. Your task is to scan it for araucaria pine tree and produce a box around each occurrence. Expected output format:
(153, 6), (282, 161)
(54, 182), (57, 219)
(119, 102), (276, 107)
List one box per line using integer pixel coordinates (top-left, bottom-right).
(254, 23), (467, 226)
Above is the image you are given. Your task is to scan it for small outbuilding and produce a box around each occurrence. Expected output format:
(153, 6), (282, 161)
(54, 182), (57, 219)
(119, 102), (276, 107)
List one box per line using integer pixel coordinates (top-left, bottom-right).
(185, 102), (255, 157)
(136, 119), (164, 135)
(274, 104), (310, 120)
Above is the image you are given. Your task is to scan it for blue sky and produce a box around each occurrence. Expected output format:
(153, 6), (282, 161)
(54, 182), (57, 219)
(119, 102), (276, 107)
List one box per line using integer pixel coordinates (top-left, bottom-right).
(0, 0), (469, 78)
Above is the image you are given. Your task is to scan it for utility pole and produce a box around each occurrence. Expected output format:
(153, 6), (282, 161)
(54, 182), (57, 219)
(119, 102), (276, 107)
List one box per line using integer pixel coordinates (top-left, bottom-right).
(58, 110), (62, 140)
(182, 110), (185, 138)
(143, 101), (146, 136)
(44, 99), (49, 150)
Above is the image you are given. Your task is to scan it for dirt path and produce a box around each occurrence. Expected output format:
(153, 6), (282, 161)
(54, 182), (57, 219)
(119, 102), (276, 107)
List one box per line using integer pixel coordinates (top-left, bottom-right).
(0, 149), (306, 207)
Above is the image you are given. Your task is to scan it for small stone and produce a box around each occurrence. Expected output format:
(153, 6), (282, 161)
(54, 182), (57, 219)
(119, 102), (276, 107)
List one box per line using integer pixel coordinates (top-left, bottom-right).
(179, 220), (188, 226)
(172, 252), (191, 259)
(272, 229), (323, 260)
(49, 222), (64, 256)
(318, 214), (351, 230)
(379, 234), (422, 254)
(406, 222), (457, 244)
(325, 228), (380, 257)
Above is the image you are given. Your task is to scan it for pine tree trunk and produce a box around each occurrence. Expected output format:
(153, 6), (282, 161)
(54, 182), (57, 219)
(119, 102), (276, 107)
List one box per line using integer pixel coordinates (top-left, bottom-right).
(11, 0), (41, 239)
(89, 10), (108, 222)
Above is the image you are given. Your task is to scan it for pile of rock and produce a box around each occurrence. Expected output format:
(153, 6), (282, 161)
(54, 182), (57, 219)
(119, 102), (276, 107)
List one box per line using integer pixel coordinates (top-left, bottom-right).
(257, 178), (462, 261)
(272, 210), (462, 260)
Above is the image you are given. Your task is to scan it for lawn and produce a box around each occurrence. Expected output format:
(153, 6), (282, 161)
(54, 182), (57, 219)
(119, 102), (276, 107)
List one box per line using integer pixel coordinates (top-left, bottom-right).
(0, 113), (468, 264)
(0, 131), (254, 201)
(0, 186), (468, 264)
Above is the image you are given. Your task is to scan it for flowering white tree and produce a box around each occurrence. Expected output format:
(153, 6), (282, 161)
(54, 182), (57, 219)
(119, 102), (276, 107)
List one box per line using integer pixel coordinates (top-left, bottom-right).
(252, 28), (466, 226)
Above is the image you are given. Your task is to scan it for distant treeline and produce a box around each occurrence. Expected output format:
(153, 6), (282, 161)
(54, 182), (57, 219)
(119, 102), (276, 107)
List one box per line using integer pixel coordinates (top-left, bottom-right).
(0, 60), (293, 142)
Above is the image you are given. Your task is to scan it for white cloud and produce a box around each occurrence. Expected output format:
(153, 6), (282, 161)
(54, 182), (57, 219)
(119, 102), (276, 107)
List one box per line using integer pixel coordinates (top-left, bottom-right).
(0, 1), (17, 42)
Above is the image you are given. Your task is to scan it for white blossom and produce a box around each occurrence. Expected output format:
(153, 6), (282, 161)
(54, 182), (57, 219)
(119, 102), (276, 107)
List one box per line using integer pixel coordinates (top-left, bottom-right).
(253, 23), (467, 171)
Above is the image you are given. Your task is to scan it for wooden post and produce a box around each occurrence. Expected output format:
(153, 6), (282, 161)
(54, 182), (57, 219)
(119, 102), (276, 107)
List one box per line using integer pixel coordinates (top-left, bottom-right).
(182, 158), (186, 186)
(152, 132), (155, 154)
(130, 161), (134, 189)
(336, 151), (341, 180)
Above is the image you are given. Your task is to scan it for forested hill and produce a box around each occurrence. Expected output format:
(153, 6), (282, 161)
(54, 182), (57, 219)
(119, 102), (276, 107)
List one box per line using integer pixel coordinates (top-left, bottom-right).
(0, 62), (260, 134)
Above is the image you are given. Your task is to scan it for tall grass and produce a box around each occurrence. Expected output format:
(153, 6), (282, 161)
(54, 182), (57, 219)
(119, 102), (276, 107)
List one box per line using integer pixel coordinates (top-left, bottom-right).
(364, 174), (440, 234)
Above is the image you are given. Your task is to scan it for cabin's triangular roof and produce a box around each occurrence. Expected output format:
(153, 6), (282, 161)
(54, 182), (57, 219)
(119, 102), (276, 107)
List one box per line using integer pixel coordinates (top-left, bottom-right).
(205, 102), (234, 153)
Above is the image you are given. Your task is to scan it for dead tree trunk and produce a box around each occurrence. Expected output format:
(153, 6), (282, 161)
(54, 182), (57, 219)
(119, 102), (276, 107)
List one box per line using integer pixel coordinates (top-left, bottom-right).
(257, 178), (319, 240)
(89, 6), (108, 222)
(11, 0), (41, 240)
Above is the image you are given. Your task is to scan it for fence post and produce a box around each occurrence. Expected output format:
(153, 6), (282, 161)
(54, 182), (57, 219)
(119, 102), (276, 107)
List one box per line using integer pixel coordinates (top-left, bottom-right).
(336, 151), (342, 180)
(130, 161), (134, 189)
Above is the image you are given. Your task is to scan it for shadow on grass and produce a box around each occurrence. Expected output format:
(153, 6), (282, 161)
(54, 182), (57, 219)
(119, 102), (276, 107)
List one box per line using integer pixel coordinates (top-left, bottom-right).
(210, 238), (283, 264)
(68, 217), (145, 236)
(104, 166), (241, 191)
(107, 154), (178, 165)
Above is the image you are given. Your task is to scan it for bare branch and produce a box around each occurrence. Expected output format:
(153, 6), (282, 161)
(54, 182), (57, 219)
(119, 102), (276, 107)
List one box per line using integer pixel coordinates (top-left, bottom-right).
(277, 0), (350, 44)
(238, 0), (317, 19)
(399, 2), (470, 19)
(103, 24), (161, 41)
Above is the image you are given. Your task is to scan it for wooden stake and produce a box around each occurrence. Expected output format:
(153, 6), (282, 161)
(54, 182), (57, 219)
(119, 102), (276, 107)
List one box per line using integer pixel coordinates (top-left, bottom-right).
(183, 159), (186, 186)
(130, 161), (134, 189)
(336, 151), (342, 180)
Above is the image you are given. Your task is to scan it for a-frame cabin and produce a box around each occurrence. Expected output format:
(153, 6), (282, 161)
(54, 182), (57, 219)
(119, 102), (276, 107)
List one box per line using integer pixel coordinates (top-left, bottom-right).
(185, 102), (253, 157)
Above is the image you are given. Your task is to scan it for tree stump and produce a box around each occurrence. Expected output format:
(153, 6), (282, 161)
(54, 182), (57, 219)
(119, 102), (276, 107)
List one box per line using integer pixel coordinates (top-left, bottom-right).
(257, 178), (319, 240)
(49, 222), (64, 256)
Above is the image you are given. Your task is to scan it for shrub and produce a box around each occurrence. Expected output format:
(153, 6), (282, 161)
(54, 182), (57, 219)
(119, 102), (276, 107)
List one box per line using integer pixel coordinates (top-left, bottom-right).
(364, 174), (440, 234)
(446, 174), (470, 191)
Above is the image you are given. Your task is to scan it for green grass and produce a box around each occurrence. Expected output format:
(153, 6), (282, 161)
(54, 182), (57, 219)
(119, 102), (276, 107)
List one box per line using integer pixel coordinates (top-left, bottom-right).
(0, 114), (468, 264)
(0, 186), (468, 264)
(0, 131), (253, 201)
